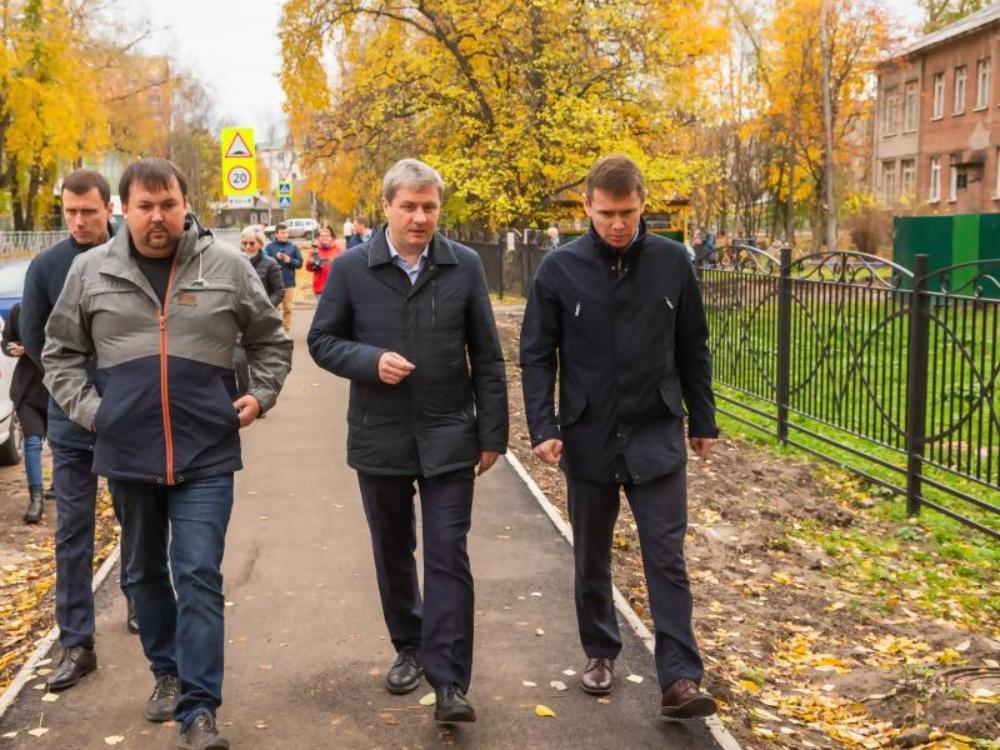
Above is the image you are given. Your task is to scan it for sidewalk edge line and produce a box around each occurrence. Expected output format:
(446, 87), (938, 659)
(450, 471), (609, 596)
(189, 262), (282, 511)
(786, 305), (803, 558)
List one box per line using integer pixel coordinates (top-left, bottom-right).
(0, 544), (121, 720)
(503, 452), (742, 750)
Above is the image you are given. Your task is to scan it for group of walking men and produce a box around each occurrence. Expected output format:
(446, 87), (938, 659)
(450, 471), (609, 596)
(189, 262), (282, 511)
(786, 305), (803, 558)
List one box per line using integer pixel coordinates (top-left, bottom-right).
(25, 152), (718, 749)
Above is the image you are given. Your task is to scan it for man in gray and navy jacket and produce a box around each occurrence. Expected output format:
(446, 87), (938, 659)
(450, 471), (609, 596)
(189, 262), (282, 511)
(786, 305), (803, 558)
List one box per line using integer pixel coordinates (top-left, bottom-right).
(43, 158), (292, 749)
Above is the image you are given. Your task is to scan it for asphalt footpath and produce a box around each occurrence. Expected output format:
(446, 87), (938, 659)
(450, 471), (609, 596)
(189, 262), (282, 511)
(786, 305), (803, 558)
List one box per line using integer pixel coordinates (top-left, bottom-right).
(0, 309), (727, 749)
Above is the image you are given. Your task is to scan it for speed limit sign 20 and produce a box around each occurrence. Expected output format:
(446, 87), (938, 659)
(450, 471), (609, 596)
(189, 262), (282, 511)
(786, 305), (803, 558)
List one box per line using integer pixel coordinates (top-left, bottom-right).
(227, 166), (252, 192)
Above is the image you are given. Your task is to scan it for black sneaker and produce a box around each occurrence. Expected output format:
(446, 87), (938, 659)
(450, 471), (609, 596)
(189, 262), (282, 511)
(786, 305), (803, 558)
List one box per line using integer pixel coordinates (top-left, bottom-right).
(386, 647), (422, 695)
(178, 710), (229, 750)
(434, 684), (476, 724)
(126, 597), (140, 635)
(145, 674), (180, 722)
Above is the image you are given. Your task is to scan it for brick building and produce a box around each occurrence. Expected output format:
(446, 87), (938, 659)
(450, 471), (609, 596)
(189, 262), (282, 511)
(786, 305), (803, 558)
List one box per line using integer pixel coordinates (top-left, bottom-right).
(874, 5), (1000, 214)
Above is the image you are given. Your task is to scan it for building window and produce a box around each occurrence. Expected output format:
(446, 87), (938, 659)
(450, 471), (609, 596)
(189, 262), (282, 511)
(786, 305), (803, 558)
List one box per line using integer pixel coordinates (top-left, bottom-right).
(904, 80), (919, 131)
(977, 58), (991, 108)
(995, 147), (1000, 197)
(882, 161), (897, 203)
(901, 158), (916, 198)
(929, 156), (941, 201)
(949, 156), (958, 201)
(882, 86), (899, 136)
(954, 65), (967, 114)
(933, 72), (945, 118)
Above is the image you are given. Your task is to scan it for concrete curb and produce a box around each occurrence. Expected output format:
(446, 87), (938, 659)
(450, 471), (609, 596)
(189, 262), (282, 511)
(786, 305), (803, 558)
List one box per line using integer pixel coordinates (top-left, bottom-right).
(503, 452), (743, 750)
(0, 544), (121, 720)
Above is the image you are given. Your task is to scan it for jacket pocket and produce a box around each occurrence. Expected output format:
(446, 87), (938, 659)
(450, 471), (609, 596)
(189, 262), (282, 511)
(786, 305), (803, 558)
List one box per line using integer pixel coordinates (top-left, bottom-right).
(658, 379), (686, 417)
(559, 389), (587, 427)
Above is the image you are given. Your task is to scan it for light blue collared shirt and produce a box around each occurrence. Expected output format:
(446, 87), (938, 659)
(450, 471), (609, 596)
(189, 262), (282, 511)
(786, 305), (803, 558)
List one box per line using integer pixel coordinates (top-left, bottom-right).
(386, 230), (430, 285)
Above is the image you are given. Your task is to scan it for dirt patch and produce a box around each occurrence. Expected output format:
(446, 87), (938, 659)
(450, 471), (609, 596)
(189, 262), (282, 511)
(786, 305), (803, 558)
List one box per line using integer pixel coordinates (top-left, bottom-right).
(496, 305), (1000, 750)
(0, 449), (119, 692)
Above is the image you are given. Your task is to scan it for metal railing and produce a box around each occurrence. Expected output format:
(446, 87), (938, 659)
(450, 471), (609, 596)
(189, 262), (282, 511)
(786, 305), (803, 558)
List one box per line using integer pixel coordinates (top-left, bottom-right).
(697, 245), (1000, 539)
(0, 231), (67, 257)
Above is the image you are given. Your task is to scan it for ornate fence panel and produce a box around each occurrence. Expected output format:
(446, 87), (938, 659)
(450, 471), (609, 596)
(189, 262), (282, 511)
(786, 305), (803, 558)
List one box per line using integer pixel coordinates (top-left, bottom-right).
(698, 246), (999, 539)
(0, 231), (67, 257)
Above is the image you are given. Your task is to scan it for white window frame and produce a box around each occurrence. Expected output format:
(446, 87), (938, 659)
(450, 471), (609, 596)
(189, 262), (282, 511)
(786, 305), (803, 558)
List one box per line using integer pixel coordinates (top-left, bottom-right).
(995, 147), (1000, 198)
(882, 161), (897, 204)
(929, 156), (941, 202)
(901, 159), (916, 199)
(954, 65), (967, 114)
(949, 156), (958, 201)
(977, 58), (991, 109)
(881, 86), (899, 136)
(903, 80), (919, 131)
(933, 72), (945, 119)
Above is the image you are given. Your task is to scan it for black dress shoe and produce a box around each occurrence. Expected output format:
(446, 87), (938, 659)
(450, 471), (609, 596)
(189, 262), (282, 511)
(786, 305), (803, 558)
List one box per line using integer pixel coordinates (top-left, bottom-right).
(386, 647), (422, 695)
(44, 484), (55, 500)
(126, 597), (140, 635)
(434, 684), (476, 724)
(145, 674), (180, 722)
(178, 710), (229, 750)
(47, 646), (97, 691)
(23, 485), (43, 524)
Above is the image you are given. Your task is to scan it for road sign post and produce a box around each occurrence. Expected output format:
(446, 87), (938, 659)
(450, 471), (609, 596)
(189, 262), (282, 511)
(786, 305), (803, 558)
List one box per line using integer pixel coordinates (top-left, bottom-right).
(221, 127), (257, 198)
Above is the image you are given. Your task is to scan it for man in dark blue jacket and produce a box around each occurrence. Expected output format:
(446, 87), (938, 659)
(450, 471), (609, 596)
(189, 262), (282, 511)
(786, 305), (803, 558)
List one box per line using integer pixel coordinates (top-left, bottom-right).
(520, 155), (719, 719)
(263, 222), (302, 332)
(20, 169), (136, 693)
(308, 158), (508, 725)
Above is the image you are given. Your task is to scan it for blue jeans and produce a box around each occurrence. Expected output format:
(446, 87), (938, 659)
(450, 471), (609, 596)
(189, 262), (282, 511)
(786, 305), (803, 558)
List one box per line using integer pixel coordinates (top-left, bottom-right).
(110, 474), (234, 726)
(24, 434), (42, 487)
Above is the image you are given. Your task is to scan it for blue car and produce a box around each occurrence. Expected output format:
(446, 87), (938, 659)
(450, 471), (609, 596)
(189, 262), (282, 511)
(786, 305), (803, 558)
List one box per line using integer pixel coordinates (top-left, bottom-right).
(0, 259), (31, 323)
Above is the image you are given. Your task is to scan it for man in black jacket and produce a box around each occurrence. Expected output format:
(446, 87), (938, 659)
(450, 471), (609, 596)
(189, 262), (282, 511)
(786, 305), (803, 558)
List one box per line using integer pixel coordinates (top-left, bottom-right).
(308, 158), (508, 725)
(19, 170), (136, 693)
(520, 155), (719, 719)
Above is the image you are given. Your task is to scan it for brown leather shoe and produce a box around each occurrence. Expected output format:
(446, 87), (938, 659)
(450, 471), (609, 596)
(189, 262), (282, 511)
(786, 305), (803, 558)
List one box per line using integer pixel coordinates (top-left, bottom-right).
(47, 646), (97, 691)
(581, 657), (614, 695)
(661, 677), (717, 718)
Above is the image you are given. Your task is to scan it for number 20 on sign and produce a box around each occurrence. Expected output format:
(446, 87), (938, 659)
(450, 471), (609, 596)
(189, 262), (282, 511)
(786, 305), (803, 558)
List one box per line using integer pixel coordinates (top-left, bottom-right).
(220, 127), (257, 197)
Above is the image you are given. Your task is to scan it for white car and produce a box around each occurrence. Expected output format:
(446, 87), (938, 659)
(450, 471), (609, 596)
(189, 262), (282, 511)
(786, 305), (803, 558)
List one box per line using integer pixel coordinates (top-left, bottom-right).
(284, 218), (319, 239)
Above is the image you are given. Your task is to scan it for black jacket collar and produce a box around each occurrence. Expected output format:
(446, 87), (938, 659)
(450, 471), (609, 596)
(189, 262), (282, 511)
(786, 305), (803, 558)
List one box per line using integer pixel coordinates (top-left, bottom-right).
(587, 217), (648, 262)
(368, 226), (458, 269)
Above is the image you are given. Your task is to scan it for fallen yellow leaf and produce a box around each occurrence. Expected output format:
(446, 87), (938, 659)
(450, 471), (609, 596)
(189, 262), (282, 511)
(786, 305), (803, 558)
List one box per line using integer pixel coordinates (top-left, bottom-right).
(535, 704), (556, 717)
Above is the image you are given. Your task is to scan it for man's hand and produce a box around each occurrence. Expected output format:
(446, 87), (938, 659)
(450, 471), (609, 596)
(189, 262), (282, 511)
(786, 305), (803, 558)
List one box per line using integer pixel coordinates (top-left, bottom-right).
(276, 251), (289, 263)
(533, 438), (563, 466)
(234, 395), (262, 428)
(688, 437), (716, 460)
(477, 451), (499, 476)
(378, 352), (415, 385)
(6, 343), (24, 357)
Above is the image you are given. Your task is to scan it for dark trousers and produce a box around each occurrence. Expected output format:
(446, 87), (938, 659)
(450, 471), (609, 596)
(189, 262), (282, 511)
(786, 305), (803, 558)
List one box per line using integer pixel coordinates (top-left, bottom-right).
(357, 470), (475, 692)
(52, 441), (128, 650)
(111, 474), (234, 726)
(567, 471), (703, 690)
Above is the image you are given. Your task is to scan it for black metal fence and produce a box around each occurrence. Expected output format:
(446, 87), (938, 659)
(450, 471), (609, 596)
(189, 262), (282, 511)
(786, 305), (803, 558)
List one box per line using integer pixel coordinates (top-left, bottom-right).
(463, 241), (548, 298)
(697, 245), (1000, 539)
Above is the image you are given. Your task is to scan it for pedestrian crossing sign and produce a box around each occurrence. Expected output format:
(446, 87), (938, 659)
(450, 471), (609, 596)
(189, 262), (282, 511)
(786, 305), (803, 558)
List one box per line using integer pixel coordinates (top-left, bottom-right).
(279, 196), (292, 209)
(278, 181), (292, 197)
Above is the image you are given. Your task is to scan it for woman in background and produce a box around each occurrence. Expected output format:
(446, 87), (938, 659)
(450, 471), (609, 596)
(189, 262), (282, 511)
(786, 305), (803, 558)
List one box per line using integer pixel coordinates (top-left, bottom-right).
(234, 225), (284, 397)
(307, 226), (339, 296)
(2, 302), (48, 523)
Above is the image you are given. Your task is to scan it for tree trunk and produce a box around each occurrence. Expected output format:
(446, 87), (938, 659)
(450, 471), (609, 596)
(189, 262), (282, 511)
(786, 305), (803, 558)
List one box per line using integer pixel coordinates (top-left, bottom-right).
(820, 0), (837, 250)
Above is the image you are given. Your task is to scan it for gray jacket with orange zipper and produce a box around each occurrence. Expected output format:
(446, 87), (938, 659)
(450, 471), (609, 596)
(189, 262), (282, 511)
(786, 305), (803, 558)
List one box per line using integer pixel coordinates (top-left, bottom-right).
(42, 217), (293, 485)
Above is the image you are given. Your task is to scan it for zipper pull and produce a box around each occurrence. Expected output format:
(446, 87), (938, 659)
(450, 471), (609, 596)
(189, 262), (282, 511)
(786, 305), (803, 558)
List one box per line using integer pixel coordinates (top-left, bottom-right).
(159, 314), (166, 330)
(574, 302), (581, 317)
(664, 296), (674, 310)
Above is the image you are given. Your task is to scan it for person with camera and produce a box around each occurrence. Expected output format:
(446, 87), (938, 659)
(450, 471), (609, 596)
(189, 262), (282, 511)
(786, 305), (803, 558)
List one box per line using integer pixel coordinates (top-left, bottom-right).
(306, 225), (339, 297)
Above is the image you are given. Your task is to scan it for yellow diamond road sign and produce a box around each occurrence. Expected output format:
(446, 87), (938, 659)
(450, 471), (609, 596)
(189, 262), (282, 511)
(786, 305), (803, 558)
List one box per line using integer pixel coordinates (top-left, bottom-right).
(221, 127), (257, 197)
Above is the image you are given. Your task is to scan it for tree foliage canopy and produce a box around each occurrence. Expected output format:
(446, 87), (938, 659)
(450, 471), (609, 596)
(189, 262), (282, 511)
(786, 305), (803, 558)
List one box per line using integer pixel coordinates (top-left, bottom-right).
(280, 0), (723, 228)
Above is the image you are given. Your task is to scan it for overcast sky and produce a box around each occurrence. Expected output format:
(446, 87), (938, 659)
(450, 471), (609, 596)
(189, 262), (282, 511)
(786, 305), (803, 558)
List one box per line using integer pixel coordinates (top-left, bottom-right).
(125, 0), (927, 145)
(127, 0), (288, 142)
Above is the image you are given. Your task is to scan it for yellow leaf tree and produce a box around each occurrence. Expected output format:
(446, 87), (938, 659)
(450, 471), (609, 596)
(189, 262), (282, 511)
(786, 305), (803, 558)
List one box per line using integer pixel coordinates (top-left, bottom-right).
(280, 0), (723, 229)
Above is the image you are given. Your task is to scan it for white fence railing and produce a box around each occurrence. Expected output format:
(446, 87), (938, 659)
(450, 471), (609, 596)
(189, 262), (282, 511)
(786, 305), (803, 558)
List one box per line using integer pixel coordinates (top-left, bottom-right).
(0, 231), (67, 257)
(0, 228), (247, 258)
